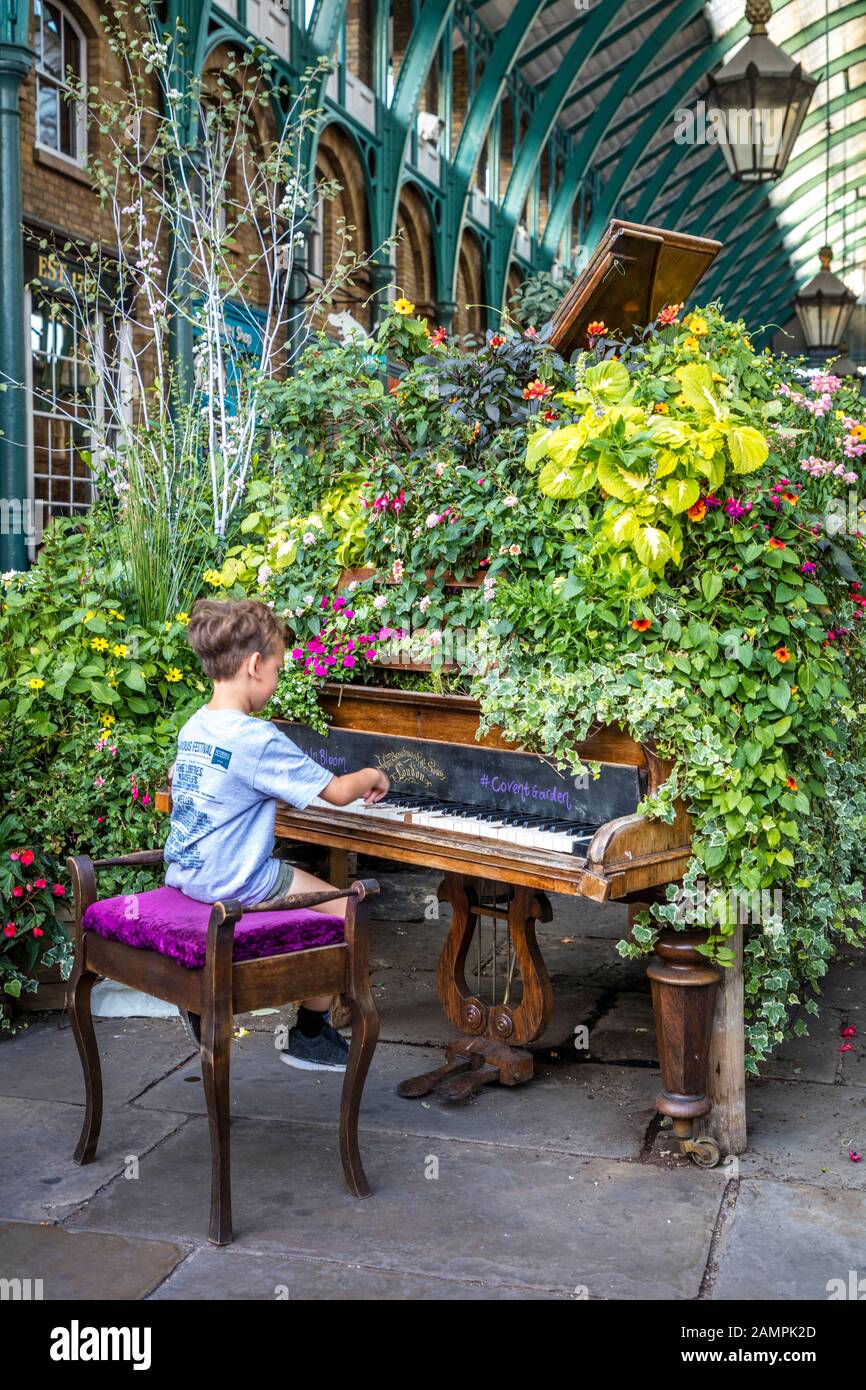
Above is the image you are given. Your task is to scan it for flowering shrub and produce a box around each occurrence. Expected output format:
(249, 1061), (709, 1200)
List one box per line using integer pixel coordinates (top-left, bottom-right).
(0, 817), (72, 1017)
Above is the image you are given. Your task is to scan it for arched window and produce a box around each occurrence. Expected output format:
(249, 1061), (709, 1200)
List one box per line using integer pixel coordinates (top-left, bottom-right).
(34, 0), (86, 163)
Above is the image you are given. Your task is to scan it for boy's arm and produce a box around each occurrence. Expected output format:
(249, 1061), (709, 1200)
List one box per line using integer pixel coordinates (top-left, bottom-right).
(319, 767), (390, 807)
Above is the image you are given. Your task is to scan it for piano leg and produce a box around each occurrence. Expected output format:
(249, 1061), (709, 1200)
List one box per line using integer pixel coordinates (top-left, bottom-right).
(647, 929), (723, 1167)
(398, 874), (552, 1102)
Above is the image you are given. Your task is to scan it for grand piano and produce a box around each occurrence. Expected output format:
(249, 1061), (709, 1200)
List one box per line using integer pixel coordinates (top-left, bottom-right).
(161, 222), (740, 1164)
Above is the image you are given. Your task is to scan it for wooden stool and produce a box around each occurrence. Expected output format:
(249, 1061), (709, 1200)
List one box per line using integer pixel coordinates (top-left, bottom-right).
(66, 850), (380, 1246)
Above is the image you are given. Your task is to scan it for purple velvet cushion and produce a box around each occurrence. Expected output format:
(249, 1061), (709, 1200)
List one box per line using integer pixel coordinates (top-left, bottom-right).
(82, 885), (344, 970)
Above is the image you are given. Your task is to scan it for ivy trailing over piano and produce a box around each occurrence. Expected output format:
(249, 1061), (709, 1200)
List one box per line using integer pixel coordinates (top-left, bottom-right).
(243, 303), (866, 1070)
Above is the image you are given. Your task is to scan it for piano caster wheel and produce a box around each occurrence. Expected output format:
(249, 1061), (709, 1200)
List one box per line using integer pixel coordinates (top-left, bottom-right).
(681, 1135), (721, 1168)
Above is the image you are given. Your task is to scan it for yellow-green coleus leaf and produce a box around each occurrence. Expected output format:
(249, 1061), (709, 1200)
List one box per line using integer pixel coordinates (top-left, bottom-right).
(674, 363), (724, 420)
(663, 476), (701, 515)
(525, 427), (555, 470)
(633, 524), (672, 571)
(538, 458), (597, 498)
(583, 359), (631, 403)
(597, 456), (650, 501)
(642, 415), (692, 447)
(726, 424), (768, 473)
(604, 505), (641, 545)
(545, 420), (591, 467)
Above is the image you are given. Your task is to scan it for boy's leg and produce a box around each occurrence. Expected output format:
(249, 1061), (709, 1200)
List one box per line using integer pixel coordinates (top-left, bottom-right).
(288, 867), (347, 1011)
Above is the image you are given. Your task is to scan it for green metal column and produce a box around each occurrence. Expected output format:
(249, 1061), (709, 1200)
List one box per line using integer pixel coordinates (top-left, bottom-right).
(0, 5), (32, 573)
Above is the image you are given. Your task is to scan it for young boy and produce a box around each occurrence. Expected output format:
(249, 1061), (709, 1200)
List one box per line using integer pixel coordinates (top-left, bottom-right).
(164, 597), (390, 1072)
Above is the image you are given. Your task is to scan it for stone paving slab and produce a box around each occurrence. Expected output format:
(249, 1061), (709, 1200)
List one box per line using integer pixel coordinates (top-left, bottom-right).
(67, 1119), (722, 1298)
(137, 1035), (659, 1159)
(589, 992), (657, 1064)
(148, 1245), (565, 1300)
(0, 1095), (188, 1221)
(0, 1221), (186, 1301)
(731, 1079), (866, 1189)
(0, 1016), (197, 1106)
(712, 1179), (866, 1301)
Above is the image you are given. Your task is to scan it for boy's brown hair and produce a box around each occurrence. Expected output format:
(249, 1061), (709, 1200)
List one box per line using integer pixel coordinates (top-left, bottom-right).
(186, 599), (287, 680)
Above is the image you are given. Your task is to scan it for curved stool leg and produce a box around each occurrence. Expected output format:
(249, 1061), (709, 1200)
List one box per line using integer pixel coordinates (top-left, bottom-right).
(339, 888), (379, 1197)
(67, 967), (103, 1165)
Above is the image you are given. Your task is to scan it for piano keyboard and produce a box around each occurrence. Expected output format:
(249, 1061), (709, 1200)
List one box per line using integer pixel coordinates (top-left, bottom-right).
(308, 793), (599, 857)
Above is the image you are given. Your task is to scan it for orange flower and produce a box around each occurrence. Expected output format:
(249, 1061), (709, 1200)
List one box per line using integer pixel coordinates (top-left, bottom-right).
(767, 537), (785, 549)
(781, 492), (799, 505)
(587, 320), (607, 338)
(687, 499), (707, 522)
(658, 302), (683, 326)
(631, 618), (652, 631)
(522, 378), (552, 400)
(773, 646), (792, 663)
(654, 402), (669, 413)
(786, 776), (798, 790)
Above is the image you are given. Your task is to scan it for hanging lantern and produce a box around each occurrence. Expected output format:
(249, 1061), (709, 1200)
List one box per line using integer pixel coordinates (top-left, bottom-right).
(795, 247), (857, 354)
(704, 0), (816, 184)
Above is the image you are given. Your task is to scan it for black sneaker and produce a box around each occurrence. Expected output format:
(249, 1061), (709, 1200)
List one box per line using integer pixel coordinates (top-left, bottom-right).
(280, 1022), (350, 1073)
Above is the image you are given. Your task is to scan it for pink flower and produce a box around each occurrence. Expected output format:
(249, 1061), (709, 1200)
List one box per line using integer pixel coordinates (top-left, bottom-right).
(313, 663), (328, 675)
(839, 1041), (853, 1053)
(292, 646), (303, 658)
(4, 924), (15, 938)
(842, 1026), (857, 1038)
(32, 927), (44, 938)
(142, 794), (151, 806)
(850, 1151), (862, 1162)
(12, 887), (23, 898)
(19, 849), (34, 867)
(320, 596), (330, 609)
(9, 852), (18, 861)
(363, 647), (376, 659)
(33, 879), (46, 889)
(342, 655), (356, 667)
(377, 627), (392, 640)
(333, 596), (347, 610)
(52, 884), (65, 897)
(94, 776), (105, 788)
(344, 609), (355, 619)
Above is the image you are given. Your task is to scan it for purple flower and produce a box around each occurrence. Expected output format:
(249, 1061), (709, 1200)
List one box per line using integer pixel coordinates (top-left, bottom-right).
(800, 562), (817, 575)
(725, 498), (746, 520)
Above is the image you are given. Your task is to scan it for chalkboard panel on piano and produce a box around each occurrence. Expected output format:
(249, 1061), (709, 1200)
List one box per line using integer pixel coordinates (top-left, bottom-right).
(277, 721), (642, 826)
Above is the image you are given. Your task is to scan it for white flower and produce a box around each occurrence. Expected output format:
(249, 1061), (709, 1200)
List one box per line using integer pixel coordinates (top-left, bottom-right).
(373, 594), (387, 610)
(418, 595), (431, 613)
(426, 512), (439, 528)
(257, 564), (272, 586)
(503, 494), (519, 507)
(303, 595), (314, 607)
(302, 531), (317, 545)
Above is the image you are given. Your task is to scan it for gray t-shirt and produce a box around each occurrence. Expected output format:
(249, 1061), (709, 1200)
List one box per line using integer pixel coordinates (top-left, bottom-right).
(164, 707), (333, 905)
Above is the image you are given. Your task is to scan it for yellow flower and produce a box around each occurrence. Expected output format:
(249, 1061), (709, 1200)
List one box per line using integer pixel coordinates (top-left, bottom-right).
(203, 569), (223, 587)
(112, 643), (128, 659)
(165, 667), (183, 683)
(175, 611), (190, 624)
(836, 410), (845, 420)
(28, 678), (45, 690)
(107, 609), (125, 621)
(91, 637), (109, 651)
(81, 610), (96, 624)
(683, 335), (699, 351)
(101, 714), (116, 728)
(743, 336), (752, 350)
(393, 297), (415, 316)
(685, 313), (708, 336)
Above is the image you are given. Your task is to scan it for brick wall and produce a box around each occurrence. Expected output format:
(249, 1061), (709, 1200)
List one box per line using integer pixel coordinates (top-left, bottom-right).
(454, 229), (485, 341)
(395, 182), (436, 320)
(345, 0), (374, 87)
(314, 123), (373, 331)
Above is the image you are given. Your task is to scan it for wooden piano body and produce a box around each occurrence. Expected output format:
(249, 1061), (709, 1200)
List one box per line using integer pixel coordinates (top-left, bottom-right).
(159, 218), (746, 1160)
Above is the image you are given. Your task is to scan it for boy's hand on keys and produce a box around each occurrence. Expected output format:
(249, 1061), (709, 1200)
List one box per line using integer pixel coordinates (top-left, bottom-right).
(363, 769), (390, 804)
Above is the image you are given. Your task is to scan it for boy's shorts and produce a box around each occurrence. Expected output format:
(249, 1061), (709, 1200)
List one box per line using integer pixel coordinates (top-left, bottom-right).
(270, 859), (295, 898)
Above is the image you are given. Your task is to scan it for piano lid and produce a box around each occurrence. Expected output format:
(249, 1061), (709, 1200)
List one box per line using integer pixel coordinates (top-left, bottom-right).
(545, 219), (722, 359)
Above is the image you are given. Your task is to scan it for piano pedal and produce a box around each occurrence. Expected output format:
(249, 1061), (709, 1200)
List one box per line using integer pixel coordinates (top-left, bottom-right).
(396, 1055), (475, 1099)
